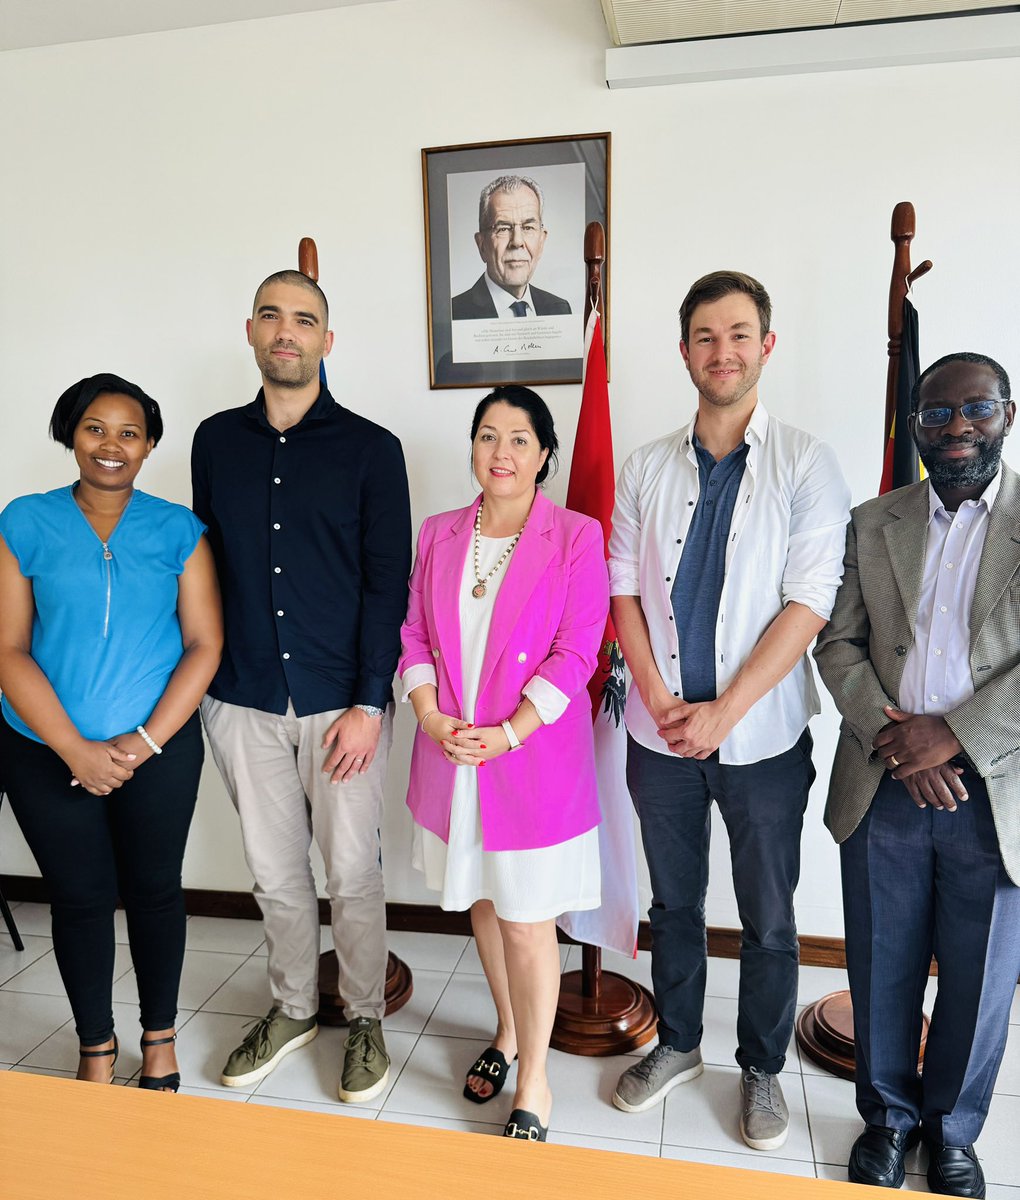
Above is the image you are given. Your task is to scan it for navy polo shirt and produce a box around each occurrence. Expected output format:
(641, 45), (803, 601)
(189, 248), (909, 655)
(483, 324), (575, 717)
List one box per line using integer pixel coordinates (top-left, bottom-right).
(670, 434), (749, 703)
(191, 386), (411, 717)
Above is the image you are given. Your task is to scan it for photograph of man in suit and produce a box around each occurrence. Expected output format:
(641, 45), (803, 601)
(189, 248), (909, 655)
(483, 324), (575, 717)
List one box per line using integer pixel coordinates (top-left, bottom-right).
(451, 174), (572, 320)
(815, 352), (1020, 1197)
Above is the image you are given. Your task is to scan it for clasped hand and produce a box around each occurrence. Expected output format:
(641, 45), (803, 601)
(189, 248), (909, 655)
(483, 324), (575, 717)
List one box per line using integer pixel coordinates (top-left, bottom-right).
(654, 695), (736, 760)
(67, 739), (138, 796)
(873, 705), (966, 812)
(424, 713), (510, 766)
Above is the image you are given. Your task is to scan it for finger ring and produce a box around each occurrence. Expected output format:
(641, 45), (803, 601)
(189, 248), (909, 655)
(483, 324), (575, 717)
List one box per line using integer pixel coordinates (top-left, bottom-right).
(355, 757), (364, 763)
(889, 755), (900, 767)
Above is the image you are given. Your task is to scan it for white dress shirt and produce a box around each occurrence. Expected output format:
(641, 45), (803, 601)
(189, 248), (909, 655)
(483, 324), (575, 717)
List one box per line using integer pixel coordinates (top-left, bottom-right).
(608, 402), (851, 765)
(898, 472), (1001, 716)
(484, 273), (536, 320)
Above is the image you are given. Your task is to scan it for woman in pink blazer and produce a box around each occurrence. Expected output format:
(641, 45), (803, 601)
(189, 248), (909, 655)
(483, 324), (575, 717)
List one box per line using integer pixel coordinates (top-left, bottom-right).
(400, 386), (609, 1143)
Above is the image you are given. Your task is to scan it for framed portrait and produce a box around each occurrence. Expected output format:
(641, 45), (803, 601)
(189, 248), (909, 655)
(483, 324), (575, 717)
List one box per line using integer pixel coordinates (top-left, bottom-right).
(422, 132), (610, 389)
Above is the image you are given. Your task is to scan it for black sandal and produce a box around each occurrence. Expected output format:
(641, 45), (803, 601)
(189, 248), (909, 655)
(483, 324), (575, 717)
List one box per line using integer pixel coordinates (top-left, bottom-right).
(463, 1047), (515, 1104)
(139, 1033), (181, 1093)
(503, 1108), (549, 1142)
(79, 1035), (119, 1082)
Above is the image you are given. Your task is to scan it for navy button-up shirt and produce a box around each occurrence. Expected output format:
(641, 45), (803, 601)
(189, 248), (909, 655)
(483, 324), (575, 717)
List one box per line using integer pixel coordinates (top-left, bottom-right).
(191, 386), (411, 716)
(670, 433), (749, 703)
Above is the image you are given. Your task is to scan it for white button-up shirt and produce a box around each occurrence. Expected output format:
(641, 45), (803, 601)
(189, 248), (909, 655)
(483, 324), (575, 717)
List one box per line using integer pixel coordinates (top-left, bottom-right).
(609, 402), (851, 764)
(899, 472), (1000, 716)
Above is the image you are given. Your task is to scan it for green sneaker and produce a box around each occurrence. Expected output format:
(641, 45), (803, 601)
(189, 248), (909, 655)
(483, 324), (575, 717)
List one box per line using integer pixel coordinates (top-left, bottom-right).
(338, 1017), (390, 1103)
(220, 1007), (318, 1087)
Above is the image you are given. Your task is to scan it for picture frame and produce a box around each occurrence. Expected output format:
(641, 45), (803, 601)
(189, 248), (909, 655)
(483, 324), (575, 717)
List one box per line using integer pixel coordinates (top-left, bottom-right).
(422, 132), (610, 390)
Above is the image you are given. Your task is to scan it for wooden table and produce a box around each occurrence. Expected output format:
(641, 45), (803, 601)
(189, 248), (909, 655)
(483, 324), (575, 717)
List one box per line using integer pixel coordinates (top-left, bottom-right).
(0, 1071), (886, 1199)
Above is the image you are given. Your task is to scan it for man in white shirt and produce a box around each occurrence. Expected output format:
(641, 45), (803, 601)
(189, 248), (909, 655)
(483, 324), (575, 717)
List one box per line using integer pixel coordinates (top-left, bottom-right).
(451, 175), (572, 320)
(609, 271), (850, 1151)
(815, 353), (1020, 1197)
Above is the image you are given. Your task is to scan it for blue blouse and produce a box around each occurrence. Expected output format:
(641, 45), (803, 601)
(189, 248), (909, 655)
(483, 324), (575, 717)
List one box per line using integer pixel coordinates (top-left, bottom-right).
(0, 486), (205, 743)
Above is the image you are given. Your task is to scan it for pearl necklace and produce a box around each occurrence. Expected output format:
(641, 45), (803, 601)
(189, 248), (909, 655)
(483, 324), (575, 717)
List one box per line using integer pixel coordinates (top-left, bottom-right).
(471, 501), (525, 599)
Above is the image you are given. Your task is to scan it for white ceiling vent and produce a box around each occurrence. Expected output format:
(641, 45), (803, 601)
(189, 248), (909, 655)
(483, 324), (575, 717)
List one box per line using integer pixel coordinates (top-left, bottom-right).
(600, 0), (1016, 45)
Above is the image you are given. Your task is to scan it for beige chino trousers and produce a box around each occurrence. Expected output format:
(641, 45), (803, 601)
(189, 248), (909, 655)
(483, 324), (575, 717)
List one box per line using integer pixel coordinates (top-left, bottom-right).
(202, 696), (391, 1021)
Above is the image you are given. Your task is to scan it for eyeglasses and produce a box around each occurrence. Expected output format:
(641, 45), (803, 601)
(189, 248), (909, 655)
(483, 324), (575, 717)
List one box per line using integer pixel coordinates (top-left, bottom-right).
(484, 221), (543, 241)
(911, 399), (1009, 429)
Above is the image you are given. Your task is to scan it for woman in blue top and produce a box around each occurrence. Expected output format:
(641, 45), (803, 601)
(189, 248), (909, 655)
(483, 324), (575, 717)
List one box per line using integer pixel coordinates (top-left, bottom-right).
(0, 374), (222, 1091)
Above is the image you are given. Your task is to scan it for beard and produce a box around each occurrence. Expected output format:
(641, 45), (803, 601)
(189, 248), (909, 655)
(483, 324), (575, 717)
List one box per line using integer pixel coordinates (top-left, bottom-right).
(691, 358), (765, 409)
(254, 344), (320, 388)
(919, 435), (1003, 490)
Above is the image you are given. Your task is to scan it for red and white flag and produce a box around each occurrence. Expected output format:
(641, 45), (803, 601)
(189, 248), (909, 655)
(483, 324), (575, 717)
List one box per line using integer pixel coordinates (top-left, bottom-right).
(557, 310), (639, 957)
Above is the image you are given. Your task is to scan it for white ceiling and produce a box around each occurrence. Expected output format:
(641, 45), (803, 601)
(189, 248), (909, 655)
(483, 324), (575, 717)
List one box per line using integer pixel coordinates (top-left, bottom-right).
(0, 0), (400, 52)
(5, 0), (1014, 54)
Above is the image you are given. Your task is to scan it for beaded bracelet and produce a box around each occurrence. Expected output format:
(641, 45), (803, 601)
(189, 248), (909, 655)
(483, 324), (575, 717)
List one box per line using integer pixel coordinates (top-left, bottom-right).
(136, 725), (163, 755)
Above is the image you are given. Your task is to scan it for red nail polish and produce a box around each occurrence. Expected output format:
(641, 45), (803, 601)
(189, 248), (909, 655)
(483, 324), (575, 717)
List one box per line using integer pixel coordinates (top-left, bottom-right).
(480, 744), (487, 750)
(453, 730), (460, 736)
(479, 761), (486, 767)
(467, 724), (474, 728)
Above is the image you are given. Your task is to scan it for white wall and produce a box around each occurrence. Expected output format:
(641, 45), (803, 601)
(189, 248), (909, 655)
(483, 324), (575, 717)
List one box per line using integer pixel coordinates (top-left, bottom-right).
(2, 0), (1018, 938)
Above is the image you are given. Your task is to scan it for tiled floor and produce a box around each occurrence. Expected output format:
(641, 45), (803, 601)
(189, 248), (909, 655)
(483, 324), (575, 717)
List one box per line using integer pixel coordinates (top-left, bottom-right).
(3, 903), (1019, 1193)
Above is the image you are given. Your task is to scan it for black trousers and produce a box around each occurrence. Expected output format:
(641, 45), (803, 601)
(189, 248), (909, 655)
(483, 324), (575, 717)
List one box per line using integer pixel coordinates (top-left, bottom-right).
(1, 713), (202, 1045)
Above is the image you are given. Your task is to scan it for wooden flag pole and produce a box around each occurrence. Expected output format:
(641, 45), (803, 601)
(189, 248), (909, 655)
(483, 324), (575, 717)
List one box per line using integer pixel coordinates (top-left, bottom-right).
(550, 221), (657, 1056)
(295, 236), (415, 1024)
(884, 202), (933, 449)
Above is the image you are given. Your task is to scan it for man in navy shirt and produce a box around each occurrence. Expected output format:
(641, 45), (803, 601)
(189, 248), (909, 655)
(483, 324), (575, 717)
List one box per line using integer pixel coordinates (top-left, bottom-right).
(192, 270), (410, 1103)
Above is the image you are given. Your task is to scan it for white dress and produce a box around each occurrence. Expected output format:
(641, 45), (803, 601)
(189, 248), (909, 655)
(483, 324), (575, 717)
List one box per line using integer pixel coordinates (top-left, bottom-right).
(406, 535), (601, 923)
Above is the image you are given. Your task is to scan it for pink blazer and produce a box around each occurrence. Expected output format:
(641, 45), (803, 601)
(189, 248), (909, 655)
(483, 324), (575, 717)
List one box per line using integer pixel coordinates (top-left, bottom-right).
(399, 490), (609, 852)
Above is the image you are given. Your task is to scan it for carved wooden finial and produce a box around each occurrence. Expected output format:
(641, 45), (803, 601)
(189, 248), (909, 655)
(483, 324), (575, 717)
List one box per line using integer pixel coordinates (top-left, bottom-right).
(298, 237), (319, 282)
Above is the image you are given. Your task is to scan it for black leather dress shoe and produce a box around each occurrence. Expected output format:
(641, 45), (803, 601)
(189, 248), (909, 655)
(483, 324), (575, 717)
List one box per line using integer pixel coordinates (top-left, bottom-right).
(926, 1143), (985, 1198)
(847, 1124), (921, 1188)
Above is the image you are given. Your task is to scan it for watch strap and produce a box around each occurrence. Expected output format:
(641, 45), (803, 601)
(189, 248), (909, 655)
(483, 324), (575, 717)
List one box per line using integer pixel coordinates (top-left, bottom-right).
(501, 719), (523, 751)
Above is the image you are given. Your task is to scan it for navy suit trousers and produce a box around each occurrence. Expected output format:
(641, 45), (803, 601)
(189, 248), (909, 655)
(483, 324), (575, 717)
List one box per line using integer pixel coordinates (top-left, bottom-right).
(841, 769), (1020, 1145)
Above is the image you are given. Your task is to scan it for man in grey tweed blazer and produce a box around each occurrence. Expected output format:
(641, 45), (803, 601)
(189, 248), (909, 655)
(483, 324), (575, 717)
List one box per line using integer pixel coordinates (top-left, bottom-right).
(815, 352), (1020, 1198)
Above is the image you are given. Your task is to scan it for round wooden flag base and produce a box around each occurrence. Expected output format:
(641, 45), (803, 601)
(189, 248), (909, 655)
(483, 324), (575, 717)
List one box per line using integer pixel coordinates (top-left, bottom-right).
(796, 989), (929, 1081)
(551, 969), (658, 1057)
(316, 951), (413, 1026)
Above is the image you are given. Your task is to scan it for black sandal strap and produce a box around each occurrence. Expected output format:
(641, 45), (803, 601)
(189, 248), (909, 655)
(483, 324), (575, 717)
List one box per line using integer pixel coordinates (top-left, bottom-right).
(140, 1034), (177, 1048)
(503, 1108), (549, 1142)
(80, 1045), (118, 1058)
(138, 1072), (181, 1093)
(468, 1047), (511, 1077)
(463, 1046), (515, 1104)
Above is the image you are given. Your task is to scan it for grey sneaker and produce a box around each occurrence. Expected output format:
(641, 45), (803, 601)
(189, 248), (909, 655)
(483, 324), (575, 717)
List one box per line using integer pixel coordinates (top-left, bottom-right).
(740, 1067), (790, 1150)
(339, 1017), (390, 1103)
(220, 1007), (318, 1087)
(613, 1044), (704, 1113)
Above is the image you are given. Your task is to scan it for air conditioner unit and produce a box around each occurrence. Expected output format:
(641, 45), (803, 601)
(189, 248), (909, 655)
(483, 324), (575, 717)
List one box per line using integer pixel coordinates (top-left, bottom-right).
(602, 4), (1020, 86)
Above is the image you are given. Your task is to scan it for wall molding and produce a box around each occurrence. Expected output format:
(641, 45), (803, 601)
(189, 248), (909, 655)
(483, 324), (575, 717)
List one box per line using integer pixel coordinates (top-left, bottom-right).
(1, 875), (850, 969)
